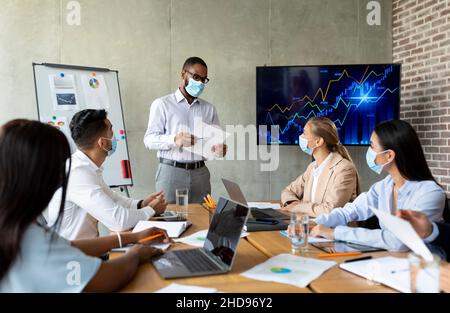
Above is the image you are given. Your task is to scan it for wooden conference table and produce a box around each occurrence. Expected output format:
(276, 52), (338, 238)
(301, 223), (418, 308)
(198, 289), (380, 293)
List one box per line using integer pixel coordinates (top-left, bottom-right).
(111, 203), (412, 293)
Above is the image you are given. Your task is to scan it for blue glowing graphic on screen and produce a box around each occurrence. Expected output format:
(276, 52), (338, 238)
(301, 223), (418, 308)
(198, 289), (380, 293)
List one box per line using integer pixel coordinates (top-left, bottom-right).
(257, 64), (401, 145)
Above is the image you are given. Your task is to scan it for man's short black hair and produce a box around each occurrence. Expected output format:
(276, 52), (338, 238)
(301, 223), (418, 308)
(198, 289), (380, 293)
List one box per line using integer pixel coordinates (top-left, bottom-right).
(70, 109), (108, 149)
(182, 57), (208, 71)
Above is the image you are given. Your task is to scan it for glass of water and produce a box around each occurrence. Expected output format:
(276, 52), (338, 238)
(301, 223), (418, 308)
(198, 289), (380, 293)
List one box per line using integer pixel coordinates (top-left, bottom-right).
(176, 189), (189, 220)
(289, 213), (309, 253)
(409, 253), (441, 293)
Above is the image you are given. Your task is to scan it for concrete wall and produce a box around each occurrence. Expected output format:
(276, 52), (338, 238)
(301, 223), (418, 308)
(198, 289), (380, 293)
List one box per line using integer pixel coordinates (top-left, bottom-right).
(0, 0), (393, 201)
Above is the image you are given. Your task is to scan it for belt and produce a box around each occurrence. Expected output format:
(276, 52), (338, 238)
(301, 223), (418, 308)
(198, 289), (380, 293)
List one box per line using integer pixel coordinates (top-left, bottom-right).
(160, 158), (205, 170)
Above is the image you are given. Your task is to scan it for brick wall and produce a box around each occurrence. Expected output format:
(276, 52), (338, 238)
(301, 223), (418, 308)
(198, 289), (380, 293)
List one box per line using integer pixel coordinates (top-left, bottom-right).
(393, 0), (450, 194)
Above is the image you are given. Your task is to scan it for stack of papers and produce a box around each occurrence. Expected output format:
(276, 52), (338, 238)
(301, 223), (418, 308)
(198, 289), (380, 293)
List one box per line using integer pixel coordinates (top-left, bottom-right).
(241, 254), (336, 288)
(175, 230), (249, 248)
(155, 283), (218, 293)
(133, 221), (191, 238)
(340, 256), (411, 293)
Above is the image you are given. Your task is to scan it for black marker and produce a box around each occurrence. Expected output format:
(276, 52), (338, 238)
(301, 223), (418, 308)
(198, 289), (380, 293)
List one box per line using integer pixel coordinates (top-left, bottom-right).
(344, 256), (373, 263)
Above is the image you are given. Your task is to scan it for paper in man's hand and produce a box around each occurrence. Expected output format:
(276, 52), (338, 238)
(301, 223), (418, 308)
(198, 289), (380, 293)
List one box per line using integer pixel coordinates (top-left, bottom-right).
(184, 120), (231, 160)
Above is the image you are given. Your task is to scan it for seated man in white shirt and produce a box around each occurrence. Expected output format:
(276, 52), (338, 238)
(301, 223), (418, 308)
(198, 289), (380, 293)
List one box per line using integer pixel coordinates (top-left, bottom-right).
(48, 109), (168, 240)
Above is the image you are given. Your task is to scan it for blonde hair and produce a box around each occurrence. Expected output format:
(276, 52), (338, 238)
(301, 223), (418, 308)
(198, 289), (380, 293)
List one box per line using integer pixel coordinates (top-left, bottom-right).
(308, 116), (361, 194)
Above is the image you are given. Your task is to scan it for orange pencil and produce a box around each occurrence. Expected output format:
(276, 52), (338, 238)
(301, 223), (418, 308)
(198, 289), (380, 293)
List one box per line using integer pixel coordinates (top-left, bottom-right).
(138, 233), (164, 244)
(318, 251), (363, 258)
(203, 202), (213, 211)
(207, 195), (217, 209)
(204, 196), (213, 207)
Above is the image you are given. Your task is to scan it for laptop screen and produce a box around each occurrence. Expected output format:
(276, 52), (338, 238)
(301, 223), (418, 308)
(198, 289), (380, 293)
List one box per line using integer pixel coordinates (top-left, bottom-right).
(204, 198), (249, 268)
(222, 178), (248, 206)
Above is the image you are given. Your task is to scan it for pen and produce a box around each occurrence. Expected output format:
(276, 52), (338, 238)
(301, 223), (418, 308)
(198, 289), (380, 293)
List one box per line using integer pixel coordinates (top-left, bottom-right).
(318, 252), (363, 258)
(138, 233), (164, 244)
(391, 268), (409, 274)
(344, 256), (373, 263)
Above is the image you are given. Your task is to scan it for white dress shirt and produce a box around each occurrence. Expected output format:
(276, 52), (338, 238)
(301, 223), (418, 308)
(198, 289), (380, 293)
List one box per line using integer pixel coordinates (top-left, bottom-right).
(315, 175), (446, 251)
(143, 88), (220, 162)
(310, 153), (332, 203)
(47, 150), (155, 240)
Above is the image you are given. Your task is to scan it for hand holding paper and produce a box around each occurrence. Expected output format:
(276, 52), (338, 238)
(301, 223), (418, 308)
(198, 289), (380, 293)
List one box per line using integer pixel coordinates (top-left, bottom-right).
(370, 207), (434, 262)
(396, 210), (434, 239)
(183, 120), (231, 160)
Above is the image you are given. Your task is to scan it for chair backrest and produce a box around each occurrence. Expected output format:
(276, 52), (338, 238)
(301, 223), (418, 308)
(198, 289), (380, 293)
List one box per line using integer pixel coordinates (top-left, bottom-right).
(444, 197), (450, 223)
(357, 216), (380, 230)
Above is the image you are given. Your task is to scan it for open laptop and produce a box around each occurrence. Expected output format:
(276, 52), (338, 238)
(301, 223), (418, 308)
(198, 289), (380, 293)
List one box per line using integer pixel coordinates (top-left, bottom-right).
(222, 178), (289, 220)
(152, 197), (249, 279)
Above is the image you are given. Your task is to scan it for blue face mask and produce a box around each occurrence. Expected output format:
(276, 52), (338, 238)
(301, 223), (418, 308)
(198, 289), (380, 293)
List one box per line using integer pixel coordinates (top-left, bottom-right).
(185, 78), (205, 98)
(366, 147), (389, 175)
(299, 135), (315, 156)
(102, 135), (117, 157)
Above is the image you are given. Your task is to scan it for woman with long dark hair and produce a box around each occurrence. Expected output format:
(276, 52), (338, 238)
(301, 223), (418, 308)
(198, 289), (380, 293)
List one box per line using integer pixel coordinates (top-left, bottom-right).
(311, 120), (446, 251)
(0, 120), (169, 292)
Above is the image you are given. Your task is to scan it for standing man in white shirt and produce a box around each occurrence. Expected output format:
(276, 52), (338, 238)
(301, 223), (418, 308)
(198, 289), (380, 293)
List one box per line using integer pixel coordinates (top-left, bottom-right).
(144, 57), (227, 203)
(48, 109), (168, 240)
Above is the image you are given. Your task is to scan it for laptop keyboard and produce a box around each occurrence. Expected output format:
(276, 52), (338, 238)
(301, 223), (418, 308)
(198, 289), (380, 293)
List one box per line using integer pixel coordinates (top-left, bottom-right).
(174, 249), (222, 273)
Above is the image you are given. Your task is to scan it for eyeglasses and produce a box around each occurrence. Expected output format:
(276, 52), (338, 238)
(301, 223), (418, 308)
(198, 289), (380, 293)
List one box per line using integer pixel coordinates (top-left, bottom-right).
(185, 70), (210, 84)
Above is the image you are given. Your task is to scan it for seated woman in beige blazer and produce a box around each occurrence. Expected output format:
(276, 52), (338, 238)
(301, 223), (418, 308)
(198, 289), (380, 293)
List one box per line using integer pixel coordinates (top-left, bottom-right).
(281, 117), (360, 217)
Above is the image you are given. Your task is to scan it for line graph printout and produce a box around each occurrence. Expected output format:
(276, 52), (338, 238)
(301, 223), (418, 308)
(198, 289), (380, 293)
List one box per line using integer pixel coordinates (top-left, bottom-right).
(257, 64), (401, 146)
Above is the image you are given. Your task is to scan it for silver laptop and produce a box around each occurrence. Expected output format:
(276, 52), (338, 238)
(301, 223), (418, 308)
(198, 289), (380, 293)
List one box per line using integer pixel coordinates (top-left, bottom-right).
(152, 197), (249, 279)
(222, 178), (289, 220)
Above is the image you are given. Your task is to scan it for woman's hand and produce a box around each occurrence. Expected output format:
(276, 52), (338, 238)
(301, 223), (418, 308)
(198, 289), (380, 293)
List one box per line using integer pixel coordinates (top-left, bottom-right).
(280, 201), (301, 212)
(132, 227), (170, 245)
(396, 210), (433, 239)
(128, 244), (164, 264)
(310, 224), (335, 240)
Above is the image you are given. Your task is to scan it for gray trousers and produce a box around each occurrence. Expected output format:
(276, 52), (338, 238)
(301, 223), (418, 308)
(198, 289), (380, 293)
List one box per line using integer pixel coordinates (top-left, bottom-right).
(155, 163), (212, 204)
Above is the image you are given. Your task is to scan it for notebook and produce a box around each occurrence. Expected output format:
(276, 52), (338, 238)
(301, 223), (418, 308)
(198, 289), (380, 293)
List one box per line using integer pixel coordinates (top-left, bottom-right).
(133, 221), (192, 238)
(339, 256), (411, 293)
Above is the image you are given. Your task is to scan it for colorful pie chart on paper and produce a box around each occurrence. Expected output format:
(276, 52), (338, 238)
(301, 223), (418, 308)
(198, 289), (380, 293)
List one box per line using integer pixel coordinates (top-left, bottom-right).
(270, 267), (292, 274)
(89, 78), (100, 89)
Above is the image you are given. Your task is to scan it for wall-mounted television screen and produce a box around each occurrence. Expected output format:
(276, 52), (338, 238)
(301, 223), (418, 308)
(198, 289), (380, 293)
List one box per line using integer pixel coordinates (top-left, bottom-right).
(257, 64), (401, 145)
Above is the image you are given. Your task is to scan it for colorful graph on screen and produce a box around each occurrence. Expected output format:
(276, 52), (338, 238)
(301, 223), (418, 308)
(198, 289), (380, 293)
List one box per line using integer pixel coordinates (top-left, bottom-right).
(257, 64), (401, 145)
